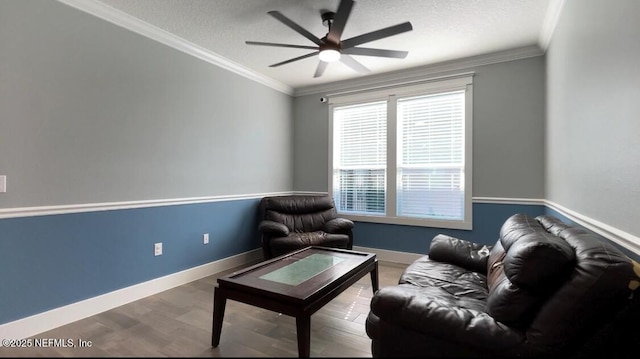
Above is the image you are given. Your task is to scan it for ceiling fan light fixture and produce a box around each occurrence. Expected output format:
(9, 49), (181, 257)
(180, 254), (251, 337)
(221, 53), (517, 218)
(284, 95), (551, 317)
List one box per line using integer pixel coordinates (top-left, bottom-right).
(246, 0), (412, 78)
(319, 48), (341, 62)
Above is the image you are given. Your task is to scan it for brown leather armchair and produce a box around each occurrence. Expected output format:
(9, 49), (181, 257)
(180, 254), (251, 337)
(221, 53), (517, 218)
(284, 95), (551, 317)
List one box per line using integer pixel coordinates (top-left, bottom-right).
(258, 194), (354, 259)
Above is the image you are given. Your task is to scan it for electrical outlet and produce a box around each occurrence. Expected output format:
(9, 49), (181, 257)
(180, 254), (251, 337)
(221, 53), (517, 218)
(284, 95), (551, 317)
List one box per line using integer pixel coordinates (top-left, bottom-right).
(154, 242), (162, 256)
(203, 233), (209, 245)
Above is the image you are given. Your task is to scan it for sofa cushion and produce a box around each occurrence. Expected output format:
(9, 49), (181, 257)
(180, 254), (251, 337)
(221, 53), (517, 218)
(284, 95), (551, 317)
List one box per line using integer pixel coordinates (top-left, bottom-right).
(428, 234), (491, 274)
(400, 256), (489, 303)
(485, 214), (575, 327)
(368, 284), (525, 355)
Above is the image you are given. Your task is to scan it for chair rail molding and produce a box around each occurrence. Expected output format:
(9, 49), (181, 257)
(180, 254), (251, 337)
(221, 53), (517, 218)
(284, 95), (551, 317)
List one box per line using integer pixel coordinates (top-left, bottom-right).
(472, 197), (545, 205)
(0, 192), (294, 219)
(545, 200), (640, 256)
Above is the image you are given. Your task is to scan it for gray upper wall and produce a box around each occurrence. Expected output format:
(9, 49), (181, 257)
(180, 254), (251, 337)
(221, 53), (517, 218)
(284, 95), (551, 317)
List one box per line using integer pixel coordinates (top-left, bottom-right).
(0, 0), (293, 208)
(546, 0), (640, 236)
(293, 56), (546, 200)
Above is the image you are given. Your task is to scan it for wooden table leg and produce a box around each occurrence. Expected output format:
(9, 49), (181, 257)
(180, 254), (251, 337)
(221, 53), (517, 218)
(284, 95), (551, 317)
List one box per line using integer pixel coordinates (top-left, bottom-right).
(370, 259), (379, 294)
(211, 285), (227, 347)
(295, 315), (311, 358)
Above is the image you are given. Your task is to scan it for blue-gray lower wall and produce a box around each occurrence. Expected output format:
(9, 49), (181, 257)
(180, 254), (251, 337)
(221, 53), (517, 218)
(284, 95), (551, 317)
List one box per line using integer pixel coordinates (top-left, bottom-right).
(354, 203), (545, 254)
(0, 198), (261, 325)
(2, 199), (637, 327)
(0, 200), (544, 325)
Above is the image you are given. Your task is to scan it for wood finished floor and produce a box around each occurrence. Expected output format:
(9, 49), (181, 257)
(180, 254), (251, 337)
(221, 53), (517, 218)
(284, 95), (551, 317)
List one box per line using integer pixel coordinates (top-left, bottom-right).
(1, 261), (407, 357)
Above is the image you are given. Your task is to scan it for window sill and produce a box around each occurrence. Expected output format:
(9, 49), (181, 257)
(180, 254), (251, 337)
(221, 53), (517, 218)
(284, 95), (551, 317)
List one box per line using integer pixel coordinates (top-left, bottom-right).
(339, 213), (472, 230)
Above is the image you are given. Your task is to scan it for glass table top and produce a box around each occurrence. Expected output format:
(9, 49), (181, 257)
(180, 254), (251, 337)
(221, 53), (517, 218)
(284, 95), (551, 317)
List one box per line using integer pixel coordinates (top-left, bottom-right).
(259, 253), (345, 286)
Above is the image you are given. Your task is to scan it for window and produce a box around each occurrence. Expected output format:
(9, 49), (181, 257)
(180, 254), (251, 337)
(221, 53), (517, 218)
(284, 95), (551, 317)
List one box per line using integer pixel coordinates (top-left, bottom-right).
(329, 76), (473, 230)
(333, 101), (387, 215)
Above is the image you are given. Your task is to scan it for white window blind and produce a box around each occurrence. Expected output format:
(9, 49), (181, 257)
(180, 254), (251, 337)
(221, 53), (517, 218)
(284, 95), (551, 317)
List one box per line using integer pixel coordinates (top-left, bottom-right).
(397, 91), (465, 220)
(328, 75), (473, 229)
(332, 101), (387, 215)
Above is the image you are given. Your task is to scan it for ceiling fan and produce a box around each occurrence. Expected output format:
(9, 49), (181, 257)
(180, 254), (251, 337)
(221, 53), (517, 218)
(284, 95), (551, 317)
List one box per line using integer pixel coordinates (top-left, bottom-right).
(245, 0), (413, 78)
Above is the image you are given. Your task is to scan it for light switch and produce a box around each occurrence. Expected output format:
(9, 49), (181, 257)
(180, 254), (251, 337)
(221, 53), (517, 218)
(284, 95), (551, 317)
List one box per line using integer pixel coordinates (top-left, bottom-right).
(0, 176), (5, 193)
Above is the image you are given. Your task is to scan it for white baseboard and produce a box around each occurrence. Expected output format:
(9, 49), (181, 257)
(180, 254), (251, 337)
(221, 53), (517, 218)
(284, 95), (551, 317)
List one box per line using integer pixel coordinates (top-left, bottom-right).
(353, 245), (423, 265)
(0, 249), (263, 340)
(0, 246), (413, 341)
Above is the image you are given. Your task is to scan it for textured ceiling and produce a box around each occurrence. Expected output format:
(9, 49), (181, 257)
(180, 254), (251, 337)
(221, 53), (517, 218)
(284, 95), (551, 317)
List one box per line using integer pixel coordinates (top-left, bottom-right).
(96, 0), (557, 90)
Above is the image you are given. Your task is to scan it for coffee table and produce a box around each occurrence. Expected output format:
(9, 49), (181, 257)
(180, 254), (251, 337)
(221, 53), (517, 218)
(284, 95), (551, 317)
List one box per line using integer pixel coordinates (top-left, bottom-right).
(211, 246), (378, 357)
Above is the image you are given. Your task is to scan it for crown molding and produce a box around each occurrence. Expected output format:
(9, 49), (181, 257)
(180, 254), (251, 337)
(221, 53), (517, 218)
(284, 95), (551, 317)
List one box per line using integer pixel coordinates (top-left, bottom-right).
(294, 45), (544, 97)
(539, 0), (566, 51)
(53, 0), (557, 97)
(56, 0), (294, 95)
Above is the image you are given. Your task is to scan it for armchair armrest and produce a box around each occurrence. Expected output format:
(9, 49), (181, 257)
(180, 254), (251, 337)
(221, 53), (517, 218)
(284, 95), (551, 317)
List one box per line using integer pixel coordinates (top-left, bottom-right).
(258, 220), (290, 237)
(428, 234), (491, 274)
(323, 218), (354, 234)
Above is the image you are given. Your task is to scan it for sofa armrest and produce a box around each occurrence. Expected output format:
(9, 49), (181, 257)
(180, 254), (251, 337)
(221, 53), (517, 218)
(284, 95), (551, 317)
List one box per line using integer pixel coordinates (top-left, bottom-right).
(429, 234), (491, 274)
(258, 220), (290, 236)
(370, 286), (524, 352)
(323, 218), (354, 234)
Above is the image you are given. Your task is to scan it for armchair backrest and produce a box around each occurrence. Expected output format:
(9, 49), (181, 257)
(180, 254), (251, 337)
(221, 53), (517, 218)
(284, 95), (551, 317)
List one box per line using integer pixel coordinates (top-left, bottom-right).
(259, 194), (338, 233)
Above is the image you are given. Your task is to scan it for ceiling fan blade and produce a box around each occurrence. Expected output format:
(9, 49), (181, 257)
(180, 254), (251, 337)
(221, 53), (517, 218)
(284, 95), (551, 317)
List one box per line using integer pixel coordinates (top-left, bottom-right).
(341, 22), (413, 49)
(313, 61), (329, 78)
(326, 0), (354, 44)
(340, 54), (370, 74)
(342, 47), (409, 58)
(268, 11), (323, 46)
(269, 51), (319, 67)
(245, 41), (318, 50)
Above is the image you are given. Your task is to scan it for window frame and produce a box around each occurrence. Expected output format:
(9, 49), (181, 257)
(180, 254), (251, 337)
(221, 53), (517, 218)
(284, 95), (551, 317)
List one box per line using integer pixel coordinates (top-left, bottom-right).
(328, 75), (473, 230)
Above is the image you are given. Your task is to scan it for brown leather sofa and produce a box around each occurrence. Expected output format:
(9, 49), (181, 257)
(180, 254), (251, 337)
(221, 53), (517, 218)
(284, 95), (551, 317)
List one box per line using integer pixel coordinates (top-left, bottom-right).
(366, 214), (640, 357)
(258, 194), (354, 259)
